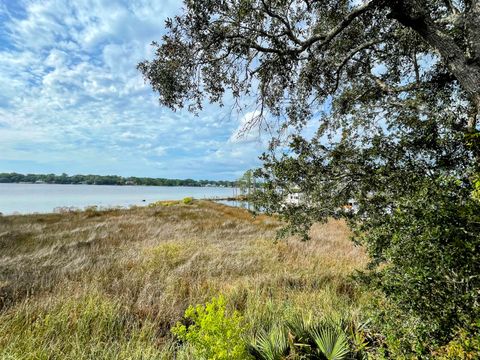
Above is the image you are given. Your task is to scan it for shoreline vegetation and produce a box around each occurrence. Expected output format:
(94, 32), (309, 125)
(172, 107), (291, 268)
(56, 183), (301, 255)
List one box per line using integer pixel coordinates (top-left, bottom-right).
(0, 172), (236, 187)
(0, 200), (368, 359)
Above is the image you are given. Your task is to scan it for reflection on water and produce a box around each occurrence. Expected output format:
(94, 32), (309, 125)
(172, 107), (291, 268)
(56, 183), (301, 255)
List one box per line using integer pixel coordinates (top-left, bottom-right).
(0, 183), (238, 215)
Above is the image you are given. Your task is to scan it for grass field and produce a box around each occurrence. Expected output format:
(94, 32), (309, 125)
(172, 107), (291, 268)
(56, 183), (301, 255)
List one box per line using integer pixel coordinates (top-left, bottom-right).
(0, 200), (368, 359)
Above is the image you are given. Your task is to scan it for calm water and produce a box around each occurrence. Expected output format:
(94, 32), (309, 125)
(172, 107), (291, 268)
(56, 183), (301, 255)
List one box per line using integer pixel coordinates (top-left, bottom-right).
(0, 183), (237, 215)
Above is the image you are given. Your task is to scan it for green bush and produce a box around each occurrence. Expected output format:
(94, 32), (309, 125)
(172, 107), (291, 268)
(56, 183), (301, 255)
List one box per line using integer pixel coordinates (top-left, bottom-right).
(171, 295), (251, 360)
(183, 197), (193, 205)
(436, 327), (480, 359)
(358, 178), (480, 356)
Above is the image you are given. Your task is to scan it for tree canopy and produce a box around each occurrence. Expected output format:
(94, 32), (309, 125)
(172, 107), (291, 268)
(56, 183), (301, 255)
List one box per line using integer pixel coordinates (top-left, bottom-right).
(139, 0), (479, 356)
(139, 0), (479, 128)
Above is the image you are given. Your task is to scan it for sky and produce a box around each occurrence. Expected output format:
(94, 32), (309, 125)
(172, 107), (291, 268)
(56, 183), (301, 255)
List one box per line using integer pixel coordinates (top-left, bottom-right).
(0, 0), (268, 180)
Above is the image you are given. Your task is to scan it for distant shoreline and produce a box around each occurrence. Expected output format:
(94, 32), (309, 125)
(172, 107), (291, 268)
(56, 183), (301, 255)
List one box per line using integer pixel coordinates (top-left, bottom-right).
(1, 182), (233, 188)
(0, 172), (236, 188)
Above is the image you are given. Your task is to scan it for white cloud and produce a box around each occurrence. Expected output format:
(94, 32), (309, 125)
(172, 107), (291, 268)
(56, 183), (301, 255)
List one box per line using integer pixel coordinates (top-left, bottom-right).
(0, 0), (265, 179)
(153, 146), (167, 156)
(228, 110), (267, 144)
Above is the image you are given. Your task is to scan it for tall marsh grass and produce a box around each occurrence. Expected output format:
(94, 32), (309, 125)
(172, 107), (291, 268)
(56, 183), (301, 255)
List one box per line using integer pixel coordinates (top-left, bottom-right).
(0, 201), (367, 358)
(0, 293), (164, 359)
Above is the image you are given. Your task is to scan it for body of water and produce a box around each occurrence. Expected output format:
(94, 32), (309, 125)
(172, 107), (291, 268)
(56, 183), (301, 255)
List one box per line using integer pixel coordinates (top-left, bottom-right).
(0, 183), (237, 215)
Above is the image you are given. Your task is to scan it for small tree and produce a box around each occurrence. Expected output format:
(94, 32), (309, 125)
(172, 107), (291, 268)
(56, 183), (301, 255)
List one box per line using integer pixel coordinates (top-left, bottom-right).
(237, 170), (254, 197)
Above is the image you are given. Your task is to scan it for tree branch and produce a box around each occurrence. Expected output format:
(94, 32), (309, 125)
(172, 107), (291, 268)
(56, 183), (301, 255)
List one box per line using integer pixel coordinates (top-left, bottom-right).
(443, 0), (460, 14)
(388, 0), (480, 130)
(369, 75), (422, 93)
(260, 0), (303, 46)
(300, 0), (382, 51)
(333, 39), (383, 92)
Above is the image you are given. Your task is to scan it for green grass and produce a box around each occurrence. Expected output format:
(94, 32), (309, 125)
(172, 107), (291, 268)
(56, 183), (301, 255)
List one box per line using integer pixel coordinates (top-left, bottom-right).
(0, 293), (165, 359)
(0, 200), (368, 358)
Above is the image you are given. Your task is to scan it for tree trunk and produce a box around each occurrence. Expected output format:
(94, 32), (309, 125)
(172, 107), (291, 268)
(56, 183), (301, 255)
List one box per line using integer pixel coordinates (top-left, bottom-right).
(388, 0), (480, 130)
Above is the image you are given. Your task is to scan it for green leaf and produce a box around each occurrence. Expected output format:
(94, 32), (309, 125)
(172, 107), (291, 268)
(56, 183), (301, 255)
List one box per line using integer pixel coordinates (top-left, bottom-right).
(311, 325), (349, 360)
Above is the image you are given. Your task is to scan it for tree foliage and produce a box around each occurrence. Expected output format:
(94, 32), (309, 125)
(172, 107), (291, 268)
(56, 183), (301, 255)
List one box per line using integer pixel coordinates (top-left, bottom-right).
(139, 0), (480, 355)
(237, 170), (255, 196)
(358, 178), (480, 354)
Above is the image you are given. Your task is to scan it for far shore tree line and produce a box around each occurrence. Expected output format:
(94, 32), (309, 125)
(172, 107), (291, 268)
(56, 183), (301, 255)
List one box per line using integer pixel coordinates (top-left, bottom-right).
(0, 172), (236, 188)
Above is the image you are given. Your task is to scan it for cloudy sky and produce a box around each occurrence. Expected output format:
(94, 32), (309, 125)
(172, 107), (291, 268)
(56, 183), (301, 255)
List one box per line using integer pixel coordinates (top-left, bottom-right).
(0, 0), (268, 180)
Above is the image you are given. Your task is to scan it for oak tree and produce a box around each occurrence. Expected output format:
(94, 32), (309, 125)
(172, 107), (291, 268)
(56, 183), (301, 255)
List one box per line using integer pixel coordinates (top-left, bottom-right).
(139, 0), (480, 355)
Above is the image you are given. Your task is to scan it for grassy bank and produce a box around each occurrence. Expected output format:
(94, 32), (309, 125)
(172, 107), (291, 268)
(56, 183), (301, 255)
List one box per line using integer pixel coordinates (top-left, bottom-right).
(0, 201), (368, 359)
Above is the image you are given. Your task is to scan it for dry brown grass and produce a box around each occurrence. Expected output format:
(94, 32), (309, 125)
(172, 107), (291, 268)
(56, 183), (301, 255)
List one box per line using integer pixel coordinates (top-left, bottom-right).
(0, 200), (368, 358)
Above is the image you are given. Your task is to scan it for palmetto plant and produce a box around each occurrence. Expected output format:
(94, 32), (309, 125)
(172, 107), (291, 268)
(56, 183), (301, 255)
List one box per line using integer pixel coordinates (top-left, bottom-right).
(248, 325), (290, 360)
(249, 316), (368, 360)
(286, 314), (317, 345)
(310, 325), (349, 360)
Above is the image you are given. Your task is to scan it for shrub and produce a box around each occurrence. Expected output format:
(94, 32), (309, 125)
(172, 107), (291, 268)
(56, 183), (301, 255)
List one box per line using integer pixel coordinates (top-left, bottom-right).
(435, 321), (480, 360)
(171, 295), (251, 360)
(183, 197), (193, 205)
(357, 178), (480, 356)
(149, 200), (179, 207)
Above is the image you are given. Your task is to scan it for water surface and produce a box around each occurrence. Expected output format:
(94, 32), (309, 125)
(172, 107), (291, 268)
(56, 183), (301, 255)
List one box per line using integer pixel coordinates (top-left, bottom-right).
(0, 183), (236, 215)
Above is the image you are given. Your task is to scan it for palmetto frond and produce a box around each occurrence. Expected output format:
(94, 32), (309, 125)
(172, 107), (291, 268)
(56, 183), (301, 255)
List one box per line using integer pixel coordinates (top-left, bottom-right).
(286, 314), (316, 345)
(248, 325), (290, 360)
(310, 324), (350, 360)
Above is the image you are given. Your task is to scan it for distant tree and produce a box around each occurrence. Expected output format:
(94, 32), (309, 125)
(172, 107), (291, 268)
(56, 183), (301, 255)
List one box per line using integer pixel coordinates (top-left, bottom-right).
(237, 170), (254, 196)
(139, 0), (480, 356)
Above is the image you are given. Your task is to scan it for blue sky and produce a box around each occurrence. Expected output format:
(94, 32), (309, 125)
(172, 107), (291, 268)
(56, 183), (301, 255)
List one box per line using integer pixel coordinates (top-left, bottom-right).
(0, 0), (268, 180)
